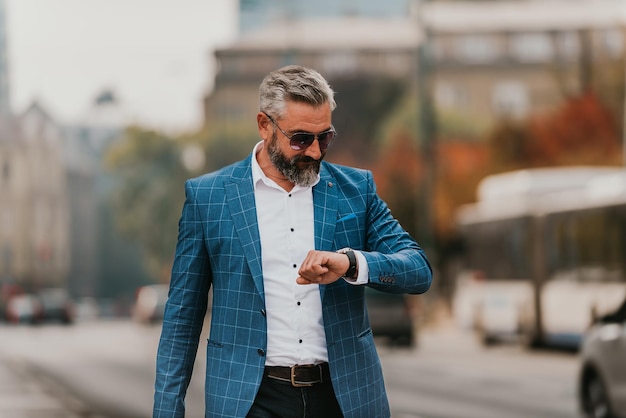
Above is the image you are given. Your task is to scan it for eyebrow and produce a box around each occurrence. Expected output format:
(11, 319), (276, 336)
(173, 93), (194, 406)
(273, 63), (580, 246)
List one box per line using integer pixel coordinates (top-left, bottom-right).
(291, 127), (334, 135)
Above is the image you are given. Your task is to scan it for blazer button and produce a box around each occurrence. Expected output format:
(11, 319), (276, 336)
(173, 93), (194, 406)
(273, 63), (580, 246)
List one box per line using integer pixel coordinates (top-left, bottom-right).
(260, 309), (266, 317)
(257, 349), (265, 357)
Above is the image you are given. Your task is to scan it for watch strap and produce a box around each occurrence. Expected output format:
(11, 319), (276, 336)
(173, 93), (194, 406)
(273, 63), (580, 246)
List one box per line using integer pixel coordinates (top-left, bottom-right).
(338, 248), (358, 282)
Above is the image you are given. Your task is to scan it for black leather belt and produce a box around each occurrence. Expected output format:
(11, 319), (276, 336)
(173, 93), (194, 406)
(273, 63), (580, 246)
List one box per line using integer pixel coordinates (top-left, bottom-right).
(264, 362), (330, 387)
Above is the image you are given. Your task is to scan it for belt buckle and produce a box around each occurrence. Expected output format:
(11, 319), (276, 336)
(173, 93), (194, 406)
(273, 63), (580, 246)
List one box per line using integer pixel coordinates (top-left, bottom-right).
(290, 364), (321, 387)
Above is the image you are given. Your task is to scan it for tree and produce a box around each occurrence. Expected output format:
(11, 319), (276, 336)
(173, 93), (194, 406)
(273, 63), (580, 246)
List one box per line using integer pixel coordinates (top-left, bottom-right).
(488, 91), (622, 171)
(105, 127), (188, 281)
(194, 123), (259, 172)
(433, 141), (491, 238)
(372, 132), (423, 240)
(528, 91), (621, 166)
(328, 76), (406, 164)
(486, 118), (533, 172)
(104, 119), (260, 283)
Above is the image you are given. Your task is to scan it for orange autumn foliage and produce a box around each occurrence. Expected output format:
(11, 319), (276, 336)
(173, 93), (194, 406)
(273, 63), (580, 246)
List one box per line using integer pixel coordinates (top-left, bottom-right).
(433, 141), (491, 238)
(372, 133), (423, 238)
(490, 92), (622, 170)
(528, 91), (622, 166)
(373, 132), (491, 240)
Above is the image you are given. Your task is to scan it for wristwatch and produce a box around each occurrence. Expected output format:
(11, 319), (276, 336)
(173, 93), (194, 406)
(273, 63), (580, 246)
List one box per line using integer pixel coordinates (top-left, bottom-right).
(337, 248), (358, 282)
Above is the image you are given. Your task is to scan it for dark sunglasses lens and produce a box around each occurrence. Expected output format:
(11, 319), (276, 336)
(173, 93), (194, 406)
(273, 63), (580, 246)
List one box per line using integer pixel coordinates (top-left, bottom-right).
(318, 131), (335, 149)
(289, 130), (336, 151)
(290, 133), (315, 150)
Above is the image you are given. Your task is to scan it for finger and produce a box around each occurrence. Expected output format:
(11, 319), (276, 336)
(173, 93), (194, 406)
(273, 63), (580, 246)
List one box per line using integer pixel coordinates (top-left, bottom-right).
(298, 263), (328, 279)
(296, 276), (313, 285)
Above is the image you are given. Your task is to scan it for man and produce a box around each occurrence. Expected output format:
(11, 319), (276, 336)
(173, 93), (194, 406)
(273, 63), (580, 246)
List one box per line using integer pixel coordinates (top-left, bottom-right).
(154, 65), (432, 418)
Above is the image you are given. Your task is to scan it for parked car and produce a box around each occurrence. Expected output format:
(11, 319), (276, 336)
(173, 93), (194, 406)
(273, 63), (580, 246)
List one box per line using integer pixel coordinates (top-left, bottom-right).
(578, 297), (626, 418)
(5, 294), (42, 324)
(36, 288), (76, 324)
(133, 284), (169, 324)
(365, 287), (416, 347)
(1, 283), (24, 322)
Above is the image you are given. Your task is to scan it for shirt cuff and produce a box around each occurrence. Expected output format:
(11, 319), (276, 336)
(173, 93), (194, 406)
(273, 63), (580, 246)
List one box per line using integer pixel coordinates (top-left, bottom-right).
(345, 250), (369, 285)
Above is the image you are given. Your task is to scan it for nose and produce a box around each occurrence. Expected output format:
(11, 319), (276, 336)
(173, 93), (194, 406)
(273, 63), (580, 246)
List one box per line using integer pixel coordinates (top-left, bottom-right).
(304, 137), (323, 160)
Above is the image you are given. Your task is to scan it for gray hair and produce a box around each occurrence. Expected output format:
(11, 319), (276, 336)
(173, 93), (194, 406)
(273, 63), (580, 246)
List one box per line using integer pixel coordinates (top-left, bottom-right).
(259, 65), (336, 120)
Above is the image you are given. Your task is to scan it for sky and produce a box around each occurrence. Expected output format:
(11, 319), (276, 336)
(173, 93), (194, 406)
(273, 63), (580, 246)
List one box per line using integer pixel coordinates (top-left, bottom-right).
(4, 0), (238, 133)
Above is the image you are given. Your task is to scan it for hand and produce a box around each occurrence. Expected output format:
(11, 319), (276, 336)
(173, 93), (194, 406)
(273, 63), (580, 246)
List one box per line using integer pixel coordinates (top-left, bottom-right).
(296, 250), (349, 285)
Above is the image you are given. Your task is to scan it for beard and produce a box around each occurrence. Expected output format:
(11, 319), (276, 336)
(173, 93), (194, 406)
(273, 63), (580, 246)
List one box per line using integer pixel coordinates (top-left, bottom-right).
(267, 132), (323, 187)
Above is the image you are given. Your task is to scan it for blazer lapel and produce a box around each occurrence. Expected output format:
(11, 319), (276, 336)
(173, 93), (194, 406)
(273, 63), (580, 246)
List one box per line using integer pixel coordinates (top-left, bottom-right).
(224, 160), (338, 302)
(225, 157), (265, 300)
(313, 165), (339, 301)
(313, 165), (339, 251)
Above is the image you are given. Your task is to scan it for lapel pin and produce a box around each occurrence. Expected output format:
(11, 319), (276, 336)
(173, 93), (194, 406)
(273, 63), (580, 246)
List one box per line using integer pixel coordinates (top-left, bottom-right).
(328, 182), (334, 187)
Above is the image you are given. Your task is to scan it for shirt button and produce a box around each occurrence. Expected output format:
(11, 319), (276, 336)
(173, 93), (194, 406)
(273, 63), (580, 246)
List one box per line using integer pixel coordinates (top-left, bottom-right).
(299, 339), (303, 344)
(293, 264), (297, 268)
(297, 301), (301, 306)
(290, 228), (294, 232)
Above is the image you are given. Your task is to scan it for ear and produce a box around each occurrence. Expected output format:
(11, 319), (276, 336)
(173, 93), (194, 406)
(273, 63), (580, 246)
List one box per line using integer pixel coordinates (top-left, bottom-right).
(257, 112), (272, 141)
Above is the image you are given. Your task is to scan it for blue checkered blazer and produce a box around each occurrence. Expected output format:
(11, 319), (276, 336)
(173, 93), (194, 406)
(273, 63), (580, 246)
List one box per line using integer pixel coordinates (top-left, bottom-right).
(154, 153), (432, 418)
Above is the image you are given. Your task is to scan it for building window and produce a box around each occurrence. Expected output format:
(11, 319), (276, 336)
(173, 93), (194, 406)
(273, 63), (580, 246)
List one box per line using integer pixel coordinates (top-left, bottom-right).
(601, 28), (624, 58)
(1, 208), (11, 238)
(455, 34), (499, 64)
(320, 51), (358, 76)
(435, 82), (470, 110)
(1, 160), (9, 182)
(556, 31), (580, 61)
(511, 33), (553, 63)
(2, 246), (11, 275)
(492, 81), (529, 118)
(384, 53), (411, 77)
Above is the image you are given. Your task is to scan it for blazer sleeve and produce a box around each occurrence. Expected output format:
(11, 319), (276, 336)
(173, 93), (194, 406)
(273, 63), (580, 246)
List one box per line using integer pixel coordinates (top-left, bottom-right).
(154, 179), (212, 418)
(361, 170), (433, 294)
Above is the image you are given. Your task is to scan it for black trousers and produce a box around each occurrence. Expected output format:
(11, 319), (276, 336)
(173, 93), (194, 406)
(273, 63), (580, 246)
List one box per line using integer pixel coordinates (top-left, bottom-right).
(246, 375), (344, 418)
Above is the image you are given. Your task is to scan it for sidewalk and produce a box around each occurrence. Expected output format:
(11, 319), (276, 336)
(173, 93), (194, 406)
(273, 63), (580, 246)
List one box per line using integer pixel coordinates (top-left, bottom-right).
(0, 355), (94, 418)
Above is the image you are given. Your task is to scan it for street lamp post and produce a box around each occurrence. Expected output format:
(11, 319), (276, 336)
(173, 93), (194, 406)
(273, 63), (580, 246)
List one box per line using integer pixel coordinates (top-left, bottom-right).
(415, 0), (436, 257)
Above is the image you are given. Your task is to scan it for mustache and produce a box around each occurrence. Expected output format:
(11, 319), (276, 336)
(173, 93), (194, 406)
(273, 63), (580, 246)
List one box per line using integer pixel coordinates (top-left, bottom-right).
(293, 155), (321, 164)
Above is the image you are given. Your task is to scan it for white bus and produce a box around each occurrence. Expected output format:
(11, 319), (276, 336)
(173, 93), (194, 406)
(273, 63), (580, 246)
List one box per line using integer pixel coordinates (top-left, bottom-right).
(452, 166), (626, 349)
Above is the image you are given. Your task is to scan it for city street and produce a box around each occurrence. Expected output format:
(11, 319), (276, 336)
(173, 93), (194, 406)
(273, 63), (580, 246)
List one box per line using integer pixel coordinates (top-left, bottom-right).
(0, 318), (581, 418)
(382, 326), (580, 418)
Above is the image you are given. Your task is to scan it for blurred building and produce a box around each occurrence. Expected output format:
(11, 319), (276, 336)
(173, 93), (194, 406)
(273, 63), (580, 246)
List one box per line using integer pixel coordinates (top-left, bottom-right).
(62, 91), (122, 298)
(424, 0), (626, 128)
(0, 103), (70, 291)
(0, 0), (9, 119)
(207, 0), (626, 137)
(62, 90), (151, 301)
(204, 17), (421, 130)
(239, 0), (416, 33)
(206, 0), (421, 132)
(0, 0), (70, 292)
(0, 1), (148, 304)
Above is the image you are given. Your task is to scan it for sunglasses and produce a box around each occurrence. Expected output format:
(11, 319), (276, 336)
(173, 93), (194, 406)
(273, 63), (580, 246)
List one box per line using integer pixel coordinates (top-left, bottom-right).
(262, 111), (337, 152)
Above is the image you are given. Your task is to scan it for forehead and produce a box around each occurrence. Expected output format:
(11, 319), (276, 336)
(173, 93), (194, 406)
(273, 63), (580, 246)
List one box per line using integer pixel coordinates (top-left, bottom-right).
(281, 101), (332, 131)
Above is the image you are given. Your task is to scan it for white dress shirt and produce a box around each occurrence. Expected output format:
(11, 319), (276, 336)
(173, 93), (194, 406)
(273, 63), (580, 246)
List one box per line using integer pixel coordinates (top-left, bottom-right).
(251, 142), (368, 366)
